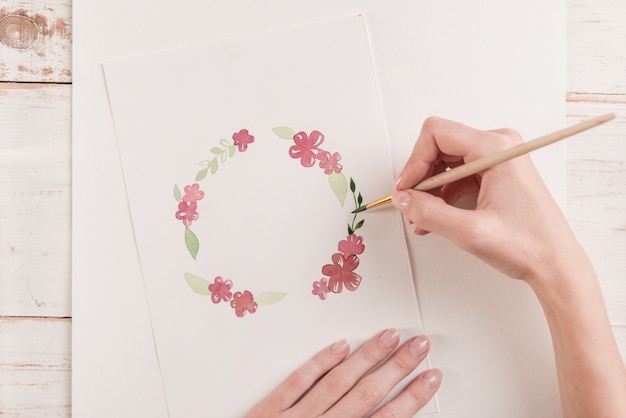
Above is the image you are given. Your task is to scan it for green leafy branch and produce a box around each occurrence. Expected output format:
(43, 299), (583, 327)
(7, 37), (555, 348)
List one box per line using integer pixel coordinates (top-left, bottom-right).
(173, 139), (237, 260)
(195, 139), (237, 181)
(348, 178), (365, 235)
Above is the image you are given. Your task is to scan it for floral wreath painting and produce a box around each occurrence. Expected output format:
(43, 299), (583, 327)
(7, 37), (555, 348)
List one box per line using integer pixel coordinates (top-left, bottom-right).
(173, 127), (366, 318)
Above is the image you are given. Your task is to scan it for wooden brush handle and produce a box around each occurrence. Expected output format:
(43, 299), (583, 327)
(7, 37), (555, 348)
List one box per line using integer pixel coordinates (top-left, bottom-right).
(361, 113), (615, 212)
(415, 113), (615, 191)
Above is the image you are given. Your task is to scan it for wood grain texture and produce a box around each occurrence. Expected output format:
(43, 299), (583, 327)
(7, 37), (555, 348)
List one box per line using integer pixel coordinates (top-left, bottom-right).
(0, 0), (72, 82)
(0, 83), (71, 317)
(566, 0), (626, 327)
(566, 102), (626, 325)
(0, 317), (71, 416)
(567, 0), (626, 95)
(565, 104), (626, 357)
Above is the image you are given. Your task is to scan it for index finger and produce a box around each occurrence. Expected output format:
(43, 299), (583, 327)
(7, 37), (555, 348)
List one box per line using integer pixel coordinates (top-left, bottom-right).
(396, 117), (500, 190)
(245, 339), (350, 416)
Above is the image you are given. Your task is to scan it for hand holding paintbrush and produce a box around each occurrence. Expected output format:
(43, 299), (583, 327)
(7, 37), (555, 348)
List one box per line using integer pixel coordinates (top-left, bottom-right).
(354, 113), (615, 214)
(360, 114), (626, 418)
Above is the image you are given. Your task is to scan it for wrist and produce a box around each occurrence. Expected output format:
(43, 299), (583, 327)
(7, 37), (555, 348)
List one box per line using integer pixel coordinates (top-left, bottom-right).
(522, 221), (593, 292)
(527, 241), (599, 313)
(521, 226), (613, 339)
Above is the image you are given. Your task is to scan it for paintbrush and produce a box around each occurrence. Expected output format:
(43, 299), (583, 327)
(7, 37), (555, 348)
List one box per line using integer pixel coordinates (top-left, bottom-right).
(353, 113), (616, 214)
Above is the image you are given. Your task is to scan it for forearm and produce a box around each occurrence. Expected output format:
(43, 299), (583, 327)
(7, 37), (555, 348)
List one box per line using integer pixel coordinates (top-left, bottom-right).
(531, 245), (626, 418)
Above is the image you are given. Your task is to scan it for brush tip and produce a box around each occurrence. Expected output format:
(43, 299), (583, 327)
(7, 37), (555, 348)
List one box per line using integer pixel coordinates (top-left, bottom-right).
(351, 206), (367, 214)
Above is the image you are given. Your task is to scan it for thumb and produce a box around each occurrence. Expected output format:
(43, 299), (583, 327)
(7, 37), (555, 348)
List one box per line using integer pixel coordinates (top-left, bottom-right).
(392, 189), (473, 239)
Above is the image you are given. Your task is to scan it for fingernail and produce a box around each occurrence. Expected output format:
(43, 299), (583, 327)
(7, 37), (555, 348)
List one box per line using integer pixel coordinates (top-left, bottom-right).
(378, 328), (400, 349)
(395, 175), (403, 187)
(424, 369), (442, 389)
(392, 191), (411, 209)
(409, 335), (429, 357)
(331, 339), (349, 355)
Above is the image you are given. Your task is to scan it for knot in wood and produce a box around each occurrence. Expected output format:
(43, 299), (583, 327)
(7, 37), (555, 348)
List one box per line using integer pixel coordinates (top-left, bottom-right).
(0, 15), (39, 49)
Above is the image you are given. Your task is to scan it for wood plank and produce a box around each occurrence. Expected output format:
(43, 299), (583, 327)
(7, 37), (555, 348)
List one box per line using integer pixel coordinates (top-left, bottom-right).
(0, 0), (72, 82)
(567, 0), (626, 94)
(566, 95), (626, 160)
(566, 100), (626, 324)
(0, 317), (71, 417)
(0, 83), (71, 317)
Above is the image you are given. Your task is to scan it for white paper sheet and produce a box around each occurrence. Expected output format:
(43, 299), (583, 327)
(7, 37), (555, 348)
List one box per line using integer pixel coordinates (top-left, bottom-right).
(74, 1), (565, 417)
(103, 16), (434, 416)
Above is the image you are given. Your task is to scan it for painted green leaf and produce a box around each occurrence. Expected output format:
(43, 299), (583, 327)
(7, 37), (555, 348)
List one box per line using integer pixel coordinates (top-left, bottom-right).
(255, 291), (288, 306)
(348, 224), (354, 235)
(210, 158), (219, 174)
(211, 147), (223, 155)
(219, 139), (231, 148)
(173, 184), (182, 202)
(328, 171), (347, 207)
(350, 177), (356, 193)
(196, 168), (208, 181)
(228, 145), (237, 157)
(357, 192), (363, 206)
(355, 219), (365, 231)
(185, 227), (200, 259)
(184, 272), (211, 296)
(272, 126), (295, 140)
(219, 151), (228, 163)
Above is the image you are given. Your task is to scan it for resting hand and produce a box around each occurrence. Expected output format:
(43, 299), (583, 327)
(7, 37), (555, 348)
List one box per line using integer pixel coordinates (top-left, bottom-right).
(246, 329), (441, 418)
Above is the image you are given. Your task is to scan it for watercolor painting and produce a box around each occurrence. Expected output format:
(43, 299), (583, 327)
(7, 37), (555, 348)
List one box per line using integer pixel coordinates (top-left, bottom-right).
(102, 15), (434, 416)
(172, 126), (368, 317)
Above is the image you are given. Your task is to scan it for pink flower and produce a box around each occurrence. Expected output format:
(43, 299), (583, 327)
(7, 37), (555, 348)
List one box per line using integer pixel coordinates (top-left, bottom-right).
(318, 151), (343, 174)
(230, 290), (258, 317)
(182, 183), (204, 203)
(232, 129), (255, 152)
(175, 201), (198, 227)
(208, 276), (233, 304)
(289, 130), (325, 167)
(338, 234), (365, 258)
(322, 253), (362, 293)
(312, 278), (330, 300)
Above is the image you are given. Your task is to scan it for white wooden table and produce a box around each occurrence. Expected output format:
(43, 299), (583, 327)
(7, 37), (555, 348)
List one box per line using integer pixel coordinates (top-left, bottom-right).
(0, 0), (624, 415)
